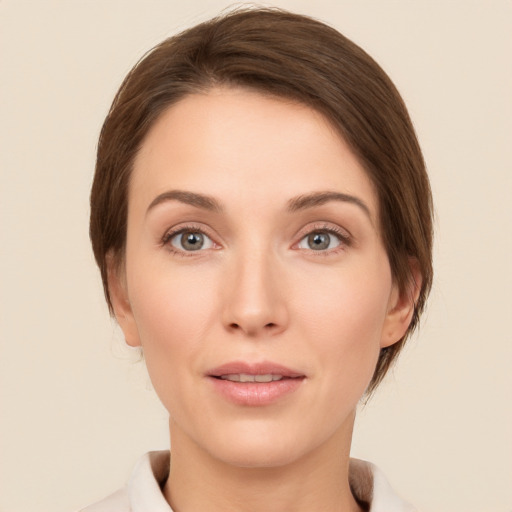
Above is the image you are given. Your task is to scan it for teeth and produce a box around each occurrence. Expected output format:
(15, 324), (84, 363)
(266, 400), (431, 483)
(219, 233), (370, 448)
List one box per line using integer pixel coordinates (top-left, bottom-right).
(220, 374), (284, 382)
(221, 374), (241, 382)
(255, 375), (273, 383)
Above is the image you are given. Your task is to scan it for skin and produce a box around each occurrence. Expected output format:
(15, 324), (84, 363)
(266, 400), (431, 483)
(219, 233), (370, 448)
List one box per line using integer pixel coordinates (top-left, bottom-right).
(109, 87), (418, 512)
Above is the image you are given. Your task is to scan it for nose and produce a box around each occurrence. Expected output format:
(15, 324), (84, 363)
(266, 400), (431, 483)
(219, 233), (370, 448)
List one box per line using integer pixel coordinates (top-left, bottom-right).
(221, 248), (289, 337)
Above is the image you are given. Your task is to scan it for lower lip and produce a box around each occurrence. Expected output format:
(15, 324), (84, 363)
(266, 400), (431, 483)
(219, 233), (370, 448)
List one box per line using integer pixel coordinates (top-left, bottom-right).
(208, 377), (304, 406)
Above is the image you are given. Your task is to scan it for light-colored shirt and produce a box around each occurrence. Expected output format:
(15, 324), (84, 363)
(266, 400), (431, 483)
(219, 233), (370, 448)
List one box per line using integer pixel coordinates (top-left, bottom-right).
(79, 451), (417, 512)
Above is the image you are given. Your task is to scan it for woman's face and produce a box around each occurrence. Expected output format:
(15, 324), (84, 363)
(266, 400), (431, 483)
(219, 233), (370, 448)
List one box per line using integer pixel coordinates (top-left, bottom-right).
(111, 87), (411, 468)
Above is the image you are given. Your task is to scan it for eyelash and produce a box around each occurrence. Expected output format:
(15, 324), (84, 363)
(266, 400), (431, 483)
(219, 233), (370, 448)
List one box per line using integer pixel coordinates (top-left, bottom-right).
(161, 223), (217, 257)
(295, 223), (352, 256)
(161, 222), (352, 257)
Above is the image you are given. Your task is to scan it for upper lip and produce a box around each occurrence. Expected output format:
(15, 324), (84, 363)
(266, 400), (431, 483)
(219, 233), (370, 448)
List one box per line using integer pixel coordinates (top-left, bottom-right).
(207, 361), (305, 378)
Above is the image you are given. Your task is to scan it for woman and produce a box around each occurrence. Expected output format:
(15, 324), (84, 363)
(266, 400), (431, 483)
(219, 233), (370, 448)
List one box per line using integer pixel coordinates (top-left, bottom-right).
(84, 7), (433, 512)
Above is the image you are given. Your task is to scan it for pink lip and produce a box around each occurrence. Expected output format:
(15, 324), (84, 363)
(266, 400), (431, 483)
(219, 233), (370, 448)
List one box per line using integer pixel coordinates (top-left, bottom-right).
(207, 361), (304, 378)
(206, 360), (305, 406)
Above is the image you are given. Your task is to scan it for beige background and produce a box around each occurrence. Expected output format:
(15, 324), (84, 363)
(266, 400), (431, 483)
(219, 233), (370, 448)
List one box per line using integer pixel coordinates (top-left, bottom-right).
(1, 1), (511, 511)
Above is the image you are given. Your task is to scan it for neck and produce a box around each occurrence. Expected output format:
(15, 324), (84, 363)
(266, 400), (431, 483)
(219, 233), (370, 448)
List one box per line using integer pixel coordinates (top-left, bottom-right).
(163, 413), (362, 512)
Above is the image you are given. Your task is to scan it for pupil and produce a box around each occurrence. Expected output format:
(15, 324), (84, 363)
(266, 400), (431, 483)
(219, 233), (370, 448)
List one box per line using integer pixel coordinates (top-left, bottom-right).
(182, 232), (204, 250)
(308, 232), (330, 250)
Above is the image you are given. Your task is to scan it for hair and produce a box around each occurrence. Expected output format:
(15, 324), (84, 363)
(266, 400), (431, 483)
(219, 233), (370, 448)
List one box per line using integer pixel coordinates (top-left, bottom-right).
(90, 6), (433, 394)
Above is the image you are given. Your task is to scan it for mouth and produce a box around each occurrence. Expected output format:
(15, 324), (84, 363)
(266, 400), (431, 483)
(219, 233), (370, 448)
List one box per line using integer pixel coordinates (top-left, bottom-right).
(216, 373), (290, 382)
(207, 361), (305, 406)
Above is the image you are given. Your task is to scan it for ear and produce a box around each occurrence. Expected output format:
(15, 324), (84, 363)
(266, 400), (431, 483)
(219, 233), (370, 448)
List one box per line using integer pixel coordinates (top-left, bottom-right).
(106, 253), (141, 347)
(380, 258), (422, 348)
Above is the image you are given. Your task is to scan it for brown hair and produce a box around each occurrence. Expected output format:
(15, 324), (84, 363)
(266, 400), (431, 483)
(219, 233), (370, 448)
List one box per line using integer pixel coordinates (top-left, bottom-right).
(90, 7), (433, 394)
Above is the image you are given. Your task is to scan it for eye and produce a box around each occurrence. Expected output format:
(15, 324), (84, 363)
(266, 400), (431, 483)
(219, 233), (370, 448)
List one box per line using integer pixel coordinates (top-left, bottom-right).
(168, 230), (215, 252)
(297, 230), (344, 251)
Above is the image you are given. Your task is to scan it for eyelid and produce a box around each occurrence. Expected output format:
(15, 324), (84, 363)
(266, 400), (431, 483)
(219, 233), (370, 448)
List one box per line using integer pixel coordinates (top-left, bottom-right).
(293, 222), (353, 251)
(160, 221), (352, 255)
(161, 222), (221, 254)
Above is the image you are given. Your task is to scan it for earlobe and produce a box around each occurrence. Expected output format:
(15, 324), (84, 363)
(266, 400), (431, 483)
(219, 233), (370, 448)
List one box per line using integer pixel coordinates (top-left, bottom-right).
(107, 253), (141, 347)
(381, 259), (422, 348)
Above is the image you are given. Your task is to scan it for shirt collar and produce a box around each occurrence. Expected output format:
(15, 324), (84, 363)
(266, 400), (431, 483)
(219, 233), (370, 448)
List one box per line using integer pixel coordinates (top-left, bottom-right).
(127, 451), (416, 512)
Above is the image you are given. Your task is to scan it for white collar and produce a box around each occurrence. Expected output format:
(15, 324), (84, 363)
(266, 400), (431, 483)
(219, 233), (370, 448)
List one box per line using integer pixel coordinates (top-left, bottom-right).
(126, 451), (417, 512)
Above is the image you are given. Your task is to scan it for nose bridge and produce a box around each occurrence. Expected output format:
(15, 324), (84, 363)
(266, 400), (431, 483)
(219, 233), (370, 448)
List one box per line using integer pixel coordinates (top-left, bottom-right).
(222, 238), (287, 336)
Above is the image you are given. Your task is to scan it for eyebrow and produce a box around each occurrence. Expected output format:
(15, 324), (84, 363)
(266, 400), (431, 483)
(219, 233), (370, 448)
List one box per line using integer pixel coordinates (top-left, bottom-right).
(287, 191), (371, 218)
(146, 190), (223, 214)
(146, 189), (371, 219)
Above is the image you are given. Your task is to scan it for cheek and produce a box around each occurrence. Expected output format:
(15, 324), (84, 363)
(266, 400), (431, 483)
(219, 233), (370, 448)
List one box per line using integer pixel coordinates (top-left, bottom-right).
(296, 260), (392, 387)
(129, 259), (218, 340)
(126, 262), (219, 404)
(300, 258), (391, 334)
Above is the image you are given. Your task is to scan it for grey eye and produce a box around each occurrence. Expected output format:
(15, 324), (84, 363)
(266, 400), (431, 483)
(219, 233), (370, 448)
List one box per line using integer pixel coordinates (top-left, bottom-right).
(308, 232), (330, 250)
(171, 231), (213, 251)
(298, 231), (341, 251)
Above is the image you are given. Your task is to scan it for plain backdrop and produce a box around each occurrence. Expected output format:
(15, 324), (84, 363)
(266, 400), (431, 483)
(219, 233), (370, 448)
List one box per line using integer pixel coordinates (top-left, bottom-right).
(1, 1), (511, 511)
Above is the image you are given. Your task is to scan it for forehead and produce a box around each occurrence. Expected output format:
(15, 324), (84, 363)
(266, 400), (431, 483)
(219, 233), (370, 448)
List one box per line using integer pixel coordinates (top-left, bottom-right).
(130, 87), (378, 220)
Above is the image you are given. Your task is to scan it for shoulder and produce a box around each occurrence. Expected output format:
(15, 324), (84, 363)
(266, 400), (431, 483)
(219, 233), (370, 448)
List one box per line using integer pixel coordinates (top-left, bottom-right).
(349, 458), (418, 512)
(77, 451), (171, 512)
(78, 488), (130, 512)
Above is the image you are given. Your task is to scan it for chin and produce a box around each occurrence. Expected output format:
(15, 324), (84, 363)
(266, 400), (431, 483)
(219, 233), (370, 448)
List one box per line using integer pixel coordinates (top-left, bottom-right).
(213, 438), (306, 469)
(199, 418), (339, 470)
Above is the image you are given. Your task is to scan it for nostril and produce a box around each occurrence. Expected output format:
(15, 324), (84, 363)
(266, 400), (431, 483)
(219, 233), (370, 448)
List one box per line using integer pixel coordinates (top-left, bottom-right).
(228, 322), (277, 332)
